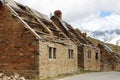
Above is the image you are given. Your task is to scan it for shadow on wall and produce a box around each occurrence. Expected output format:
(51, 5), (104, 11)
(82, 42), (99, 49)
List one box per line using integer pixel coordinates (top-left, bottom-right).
(0, 1), (3, 9)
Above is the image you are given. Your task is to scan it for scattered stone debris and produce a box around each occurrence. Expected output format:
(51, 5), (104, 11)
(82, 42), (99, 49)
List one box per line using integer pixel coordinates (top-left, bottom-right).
(0, 73), (25, 80)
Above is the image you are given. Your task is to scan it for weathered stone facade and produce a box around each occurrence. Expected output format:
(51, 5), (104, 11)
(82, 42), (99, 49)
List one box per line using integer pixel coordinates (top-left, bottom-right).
(0, 0), (119, 79)
(88, 37), (120, 71)
(51, 14), (101, 71)
(0, 0), (77, 78)
(83, 45), (100, 71)
(98, 44), (120, 71)
(39, 40), (77, 78)
(0, 4), (39, 78)
(77, 45), (100, 71)
(114, 62), (120, 71)
(97, 43), (119, 71)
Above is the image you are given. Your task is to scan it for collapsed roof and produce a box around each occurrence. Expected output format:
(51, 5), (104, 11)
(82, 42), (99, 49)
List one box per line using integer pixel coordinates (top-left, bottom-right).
(0, 0), (68, 40)
(98, 43), (113, 53)
(0, 0), (95, 46)
(51, 15), (92, 45)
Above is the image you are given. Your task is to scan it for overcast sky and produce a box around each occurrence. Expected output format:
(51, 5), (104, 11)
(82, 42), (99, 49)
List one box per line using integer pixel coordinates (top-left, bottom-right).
(14, 0), (120, 31)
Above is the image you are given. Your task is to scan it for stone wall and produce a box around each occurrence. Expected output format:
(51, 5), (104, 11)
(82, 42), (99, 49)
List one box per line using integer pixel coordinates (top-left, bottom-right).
(0, 6), (78, 79)
(0, 6), (39, 78)
(113, 59), (120, 71)
(114, 64), (120, 71)
(99, 50), (113, 71)
(38, 40), (77, 78)
(101, 64), (112, 71)
(84, 45), (100, 71)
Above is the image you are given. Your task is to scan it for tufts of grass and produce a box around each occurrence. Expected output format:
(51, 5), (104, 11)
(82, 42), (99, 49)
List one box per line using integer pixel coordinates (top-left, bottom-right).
(28, 69), (100, 80)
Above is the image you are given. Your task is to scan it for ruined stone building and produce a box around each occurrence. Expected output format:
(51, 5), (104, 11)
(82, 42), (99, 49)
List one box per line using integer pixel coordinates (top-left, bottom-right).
(0, 0), (77, 78)
(88, 37), (120, 71)
(98, 43), (120, 71)
(113, 54), (120, 71)
(98, 43), (114, 71)
(0, 0), (119, 79)
(51, 10), (101, 71)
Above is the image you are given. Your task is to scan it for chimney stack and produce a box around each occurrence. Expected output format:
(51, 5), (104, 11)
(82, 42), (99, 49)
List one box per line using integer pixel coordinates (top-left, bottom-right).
(54, 10), (62, 19)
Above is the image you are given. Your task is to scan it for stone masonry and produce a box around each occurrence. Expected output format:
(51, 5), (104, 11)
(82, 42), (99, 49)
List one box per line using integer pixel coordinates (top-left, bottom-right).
(0, 1), (78, 78)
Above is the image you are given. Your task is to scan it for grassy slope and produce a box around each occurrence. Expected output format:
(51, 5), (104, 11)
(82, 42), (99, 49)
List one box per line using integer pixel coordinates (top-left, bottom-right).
(87, 36), (120, 55)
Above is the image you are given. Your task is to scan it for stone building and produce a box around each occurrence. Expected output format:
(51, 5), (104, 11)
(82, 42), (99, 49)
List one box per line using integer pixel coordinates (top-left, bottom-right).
(113, 54), (120, 71)
(97, 43), (114, 71)
(0, 0), (77, 78)
(1, 0), (119, 79)
(51, 10), (100, 71)
(88, 37), (120, 71)
(98, 43), (120, 71)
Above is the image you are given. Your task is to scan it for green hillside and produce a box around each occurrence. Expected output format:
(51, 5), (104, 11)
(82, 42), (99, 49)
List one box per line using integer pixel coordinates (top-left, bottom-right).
(87, 36), (120, 55)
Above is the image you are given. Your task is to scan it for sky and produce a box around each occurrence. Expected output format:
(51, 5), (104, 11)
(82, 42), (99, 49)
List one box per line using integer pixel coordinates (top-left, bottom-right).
(14, 0), (120, 31)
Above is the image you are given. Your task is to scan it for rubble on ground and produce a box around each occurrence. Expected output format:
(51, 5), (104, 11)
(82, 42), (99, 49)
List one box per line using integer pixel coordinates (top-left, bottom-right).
(0, 73), (25, 80)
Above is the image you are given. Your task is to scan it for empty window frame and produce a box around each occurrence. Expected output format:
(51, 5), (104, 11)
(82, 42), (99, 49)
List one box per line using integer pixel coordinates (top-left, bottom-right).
(95, 52), (99, 60)
(88, 50), (91, 59)
(68, 49), (73, 59)
(49, 47), (56, 59)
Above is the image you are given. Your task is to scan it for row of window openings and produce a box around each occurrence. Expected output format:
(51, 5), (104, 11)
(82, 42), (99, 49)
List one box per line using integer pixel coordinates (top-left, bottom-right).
(88, 50), (99, 60)
(49, 47), (73, 59)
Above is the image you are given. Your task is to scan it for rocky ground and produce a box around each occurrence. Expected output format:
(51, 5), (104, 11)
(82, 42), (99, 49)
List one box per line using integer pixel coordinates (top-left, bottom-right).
(0, 73), (25, 80)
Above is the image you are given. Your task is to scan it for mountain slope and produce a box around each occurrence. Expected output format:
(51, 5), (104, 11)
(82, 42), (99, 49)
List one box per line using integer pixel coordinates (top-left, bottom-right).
(86, 29), (120, 45)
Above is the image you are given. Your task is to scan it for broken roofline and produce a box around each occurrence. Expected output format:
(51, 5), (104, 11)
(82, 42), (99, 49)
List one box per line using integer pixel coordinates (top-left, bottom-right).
(13, 0), (67, 38)
(6, 4), (41, 40)
(52, 15), (91, 45)
(0, 0), (73, 46)
(1, 0), (91, 46)
(0, 0), (41, 40)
